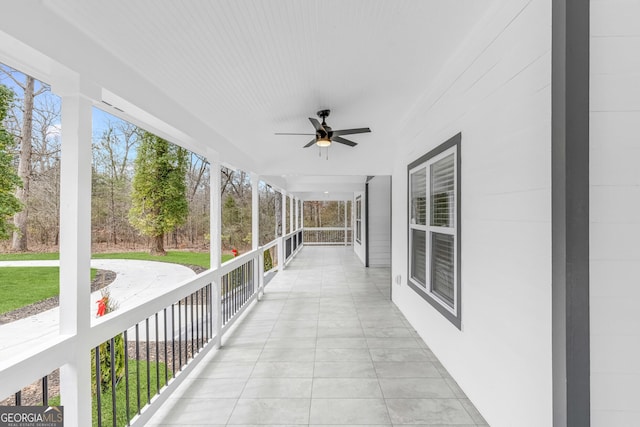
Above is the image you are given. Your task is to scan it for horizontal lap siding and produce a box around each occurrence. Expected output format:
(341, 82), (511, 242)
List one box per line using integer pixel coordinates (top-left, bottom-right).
(391, 1), (552, 426)
(368, 176), (391, 267)
(590, 1), (640, 425)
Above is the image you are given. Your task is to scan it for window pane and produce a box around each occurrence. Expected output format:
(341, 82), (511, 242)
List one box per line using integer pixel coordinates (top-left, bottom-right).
(430, 153), (455, 227)
(411, 229), (426, 286)
(411, 169), (427, 225)
(431, 232), (454, 306)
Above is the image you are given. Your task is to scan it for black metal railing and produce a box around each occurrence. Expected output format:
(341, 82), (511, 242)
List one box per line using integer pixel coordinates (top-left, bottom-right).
(0, 371), (57, 407)
(221, 258), (254, 325)
(303, 227), (352, 246)
(0, 238), (296, 426)
(92, 283), (212, 427)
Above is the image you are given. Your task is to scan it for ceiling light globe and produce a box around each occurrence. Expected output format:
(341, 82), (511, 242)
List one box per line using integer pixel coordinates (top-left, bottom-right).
(317, 137), (331, 147)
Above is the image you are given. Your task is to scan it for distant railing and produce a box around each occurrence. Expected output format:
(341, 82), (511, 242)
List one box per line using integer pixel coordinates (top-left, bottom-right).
(303, 227), (352, 246)
(282, 229), (303, 264)
(0, 237), (292, 427)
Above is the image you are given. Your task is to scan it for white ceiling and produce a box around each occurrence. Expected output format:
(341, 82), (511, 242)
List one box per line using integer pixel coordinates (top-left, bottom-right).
(3, 0), (495, 196)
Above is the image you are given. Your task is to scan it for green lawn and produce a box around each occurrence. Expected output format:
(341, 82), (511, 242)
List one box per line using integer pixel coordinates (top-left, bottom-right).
(0, 268), (97, 314)
(0, 251), (234, 314)
(0, 252), (60, 261)
(0, 251), (234, 269)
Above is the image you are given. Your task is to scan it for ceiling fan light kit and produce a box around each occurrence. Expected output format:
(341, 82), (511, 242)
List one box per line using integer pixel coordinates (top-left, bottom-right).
(275, 109), (371, 155)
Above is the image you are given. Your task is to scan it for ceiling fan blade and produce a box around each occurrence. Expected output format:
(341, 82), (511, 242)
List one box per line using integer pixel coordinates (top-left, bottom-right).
(303, 138), (317, 148)
(309, 117), (323, 131)
(275, 132), (315, 135)
(333, 136), (358, 147)
(332, 127), (371, 136)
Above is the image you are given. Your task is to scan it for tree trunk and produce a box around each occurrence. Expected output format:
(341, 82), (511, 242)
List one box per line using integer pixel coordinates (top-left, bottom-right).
(12, 75), (35, 251)
(150, 234), (166, 255)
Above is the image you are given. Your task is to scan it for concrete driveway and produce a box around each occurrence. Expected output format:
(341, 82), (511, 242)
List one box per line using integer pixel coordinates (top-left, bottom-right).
(0, 259), (196, 361)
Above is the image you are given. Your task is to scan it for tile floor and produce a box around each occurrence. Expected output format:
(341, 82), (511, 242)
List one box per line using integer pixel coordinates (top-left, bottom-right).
(146, 246), (489, 426)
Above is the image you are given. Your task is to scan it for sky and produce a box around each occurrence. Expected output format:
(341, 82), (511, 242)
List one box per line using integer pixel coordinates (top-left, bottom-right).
(1, 62), (122, 140)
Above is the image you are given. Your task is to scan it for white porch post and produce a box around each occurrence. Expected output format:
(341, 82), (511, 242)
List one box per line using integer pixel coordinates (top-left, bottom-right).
(294, 197), (299, 231)
(251, 173), (259, 249)
(209, 152), (222, 348)
(279, 191), (286, 272)
(250, 173), (263, 298)
(301, 200), (304, 230)
(58, 93), (93, 426)
(344, 200), (348, 246)
(289, 194), (294, 233)
(281, 191), (287, 236)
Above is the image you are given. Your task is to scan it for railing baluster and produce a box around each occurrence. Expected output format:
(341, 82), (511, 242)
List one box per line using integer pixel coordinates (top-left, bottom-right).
(208, 283), (213, 342)
(164, 308), (169, 385)
(95, 345), (102, 427)
(14, 391), (21, 406)
(135, 323), (141, 415)
(155, 313), (160, 395)
(190, 294), (194, 359)
(178, 300), (182, 370)
(183, 297), (189, 360)
(110, 337), (117, 427)
(124, 329), (131, 425)
(146, 318), (150, 404)
(42, 376), (48, 406)
(171, 303), (176, 376)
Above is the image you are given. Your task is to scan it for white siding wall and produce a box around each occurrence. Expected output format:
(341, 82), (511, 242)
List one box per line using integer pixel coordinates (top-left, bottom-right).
(367, 176), (391, 267)
(590, 1), (640, 425)
(353, 191), (366, 265)
(390, 1), (552, 426)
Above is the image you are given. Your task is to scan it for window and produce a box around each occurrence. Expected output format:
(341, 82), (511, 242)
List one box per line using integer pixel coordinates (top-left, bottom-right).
(355, 196), (362, 244)
(408, 133), (461, 329)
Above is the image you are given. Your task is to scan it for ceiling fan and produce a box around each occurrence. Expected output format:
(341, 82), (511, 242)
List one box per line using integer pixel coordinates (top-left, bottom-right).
(276, 109), (371, 149)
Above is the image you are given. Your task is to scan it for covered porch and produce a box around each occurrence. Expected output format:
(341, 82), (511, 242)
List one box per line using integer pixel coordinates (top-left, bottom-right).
(147, 246), (486, 426)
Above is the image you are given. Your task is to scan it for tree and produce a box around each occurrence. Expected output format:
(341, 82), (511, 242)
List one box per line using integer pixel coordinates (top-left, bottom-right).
(92, 120), (138, 246)
(129, 131), (188, 255)
(1, 70), (48, 251)
(0, 85), (22, 240)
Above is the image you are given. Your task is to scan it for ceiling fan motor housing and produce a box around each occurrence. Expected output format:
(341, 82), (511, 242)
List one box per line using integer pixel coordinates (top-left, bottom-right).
(317, 109), (331, 119)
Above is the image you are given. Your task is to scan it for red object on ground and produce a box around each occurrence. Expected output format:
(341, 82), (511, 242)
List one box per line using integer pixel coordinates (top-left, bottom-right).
(231, 248), (238, 257)
(96, 297), (107, 317)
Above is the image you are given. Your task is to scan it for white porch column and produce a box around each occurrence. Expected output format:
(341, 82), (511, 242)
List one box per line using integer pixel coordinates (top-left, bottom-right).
(250, 173), (263, 298)
(281, 191), (287, 236)
(209, 152), (222, 348)
(289, 194), (294, 233)
(301, 200), (304, 230)
(344, 200), (348, 246)
(58, 93), (93, 426)
(251, 173), (259, 249)
(279, 191), (286, 272)
(294, 197), (299, 231)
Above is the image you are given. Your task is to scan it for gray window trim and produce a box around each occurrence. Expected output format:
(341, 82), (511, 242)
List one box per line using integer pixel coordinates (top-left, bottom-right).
(355, 195), (362, 244)
(552, 0), (590, 425)
(407, 132), (461, 329)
